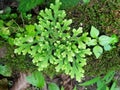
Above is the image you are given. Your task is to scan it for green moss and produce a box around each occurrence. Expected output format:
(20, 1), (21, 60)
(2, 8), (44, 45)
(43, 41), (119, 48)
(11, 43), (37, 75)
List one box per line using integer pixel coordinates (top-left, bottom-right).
(66, 0), (120, 76)
(84, 47), (120, 76)
(0, 41), (37, 72)
(67, 0), (120, 34)
(0, 12), (37, 72)
(0, 0), (119, 78)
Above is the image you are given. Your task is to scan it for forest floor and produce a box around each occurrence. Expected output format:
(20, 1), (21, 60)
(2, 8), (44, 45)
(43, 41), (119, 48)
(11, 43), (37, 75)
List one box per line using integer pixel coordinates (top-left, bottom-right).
(0, 0), (120, 90)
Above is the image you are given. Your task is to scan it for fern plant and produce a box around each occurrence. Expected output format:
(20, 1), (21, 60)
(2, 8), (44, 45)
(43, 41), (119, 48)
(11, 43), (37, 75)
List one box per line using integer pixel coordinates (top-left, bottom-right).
(14, 0), (93, 82)
(14, 0), (118, 82)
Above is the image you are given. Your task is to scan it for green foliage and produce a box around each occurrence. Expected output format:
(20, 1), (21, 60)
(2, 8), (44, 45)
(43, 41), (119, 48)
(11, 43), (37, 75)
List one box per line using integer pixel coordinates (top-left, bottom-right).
(110, 81), (117, 90)
(26, 71), (60, 90)
(0, 19), (20, 45)
(0, 20), (14, 45)
(0, 26), (10, 39)
(0, 13), (17, 20)
(0, 42), (36, 72)
(48, 83), (60, 90)
(4, 7), (12, 14)
(73, 86), (77, 90)
(26, 71), (45, 88)
(18, 0), (45, 12)
(0, 13), (37, 72)
(88, 26), (118, 58)
(76, 0), (120, 33)
(14, 0), (94, 82)
(84, 47), (120, 77)
(60, 0), (79, 9)
(61, 86), (64, 90)
(21, 13), (32, 21)
(18, 0), (80, 12)
(80, 77), (100, 86)
(0, 64), (12, 77)
(80, 71), (117, 90)
(0, 20), (4, 27)
(14, 0), (118, 82)
(47, 0), (80, 9)
(83, 0), (90, 4)
(93, 46), (103, 58)
(90, 26), (99, 38)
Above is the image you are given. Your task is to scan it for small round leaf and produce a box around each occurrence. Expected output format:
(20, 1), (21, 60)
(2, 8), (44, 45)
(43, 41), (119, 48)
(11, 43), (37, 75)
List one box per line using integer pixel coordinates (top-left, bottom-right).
(90, 26), (99, 38)
(99, 35), (111, 46)
(93, 46), (103, 58)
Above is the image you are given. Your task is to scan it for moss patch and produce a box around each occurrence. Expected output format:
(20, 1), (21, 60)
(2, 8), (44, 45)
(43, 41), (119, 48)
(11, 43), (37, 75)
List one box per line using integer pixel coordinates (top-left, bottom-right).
(84, 48), (120, 76)
(67, 0), (120, 34)
(0, 41), (37, 72)
(67, 0), (120, 76)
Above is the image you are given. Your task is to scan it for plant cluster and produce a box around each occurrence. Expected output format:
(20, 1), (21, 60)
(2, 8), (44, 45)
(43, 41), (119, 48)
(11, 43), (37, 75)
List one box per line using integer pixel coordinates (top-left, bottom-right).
(17, 0), (89, 13)
(0, 13), (36, 71)
(68, 0), (120, 77)
(80, 71), (118, 90)
(26, 70), (77, 90)
(88, 26), (118, 58)
(14, 0), (118, 82)
(14, 0), (92, 81)
(18, 0), (44, 12)
(0, 0), (119, 89)
(0, 64), (12, 77)
(77, 0), (120, 33)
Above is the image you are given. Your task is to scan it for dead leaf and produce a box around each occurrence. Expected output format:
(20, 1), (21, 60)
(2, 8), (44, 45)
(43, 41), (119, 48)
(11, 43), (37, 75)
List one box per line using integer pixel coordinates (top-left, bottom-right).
(10, 72), (30, 90)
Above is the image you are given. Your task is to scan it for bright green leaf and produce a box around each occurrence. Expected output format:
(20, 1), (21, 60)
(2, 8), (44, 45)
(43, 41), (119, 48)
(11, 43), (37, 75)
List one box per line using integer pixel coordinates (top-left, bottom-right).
(48, 82), (60, 90)
(73, 27), (83, 36)
(110, 81), (117, 90)
(93, 45), (103, 58)
(102, 71), (115, 84)
(110, 34), (118, 45)
(1, 27), (10, 36)
(83, 0), (90, 4)
(78, 41), (86, 49)
(80, 77), (100, 86)
(99, 35), (111, 46)
(73, 86), (77, 90)
(0, 20), (4, 27)
(61, 86), (64, 90)
(6, 20), (13, 26)
(25, 25), (35, 36)
(90, 26), (99, 38)
(103, 45), (112, 51)
(106, 86), (109, 90)
(0, 65), (12, 77)
(26, 71), (45, 88)
(86, 39), (97, 46)
(97, 80), (106, 90)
